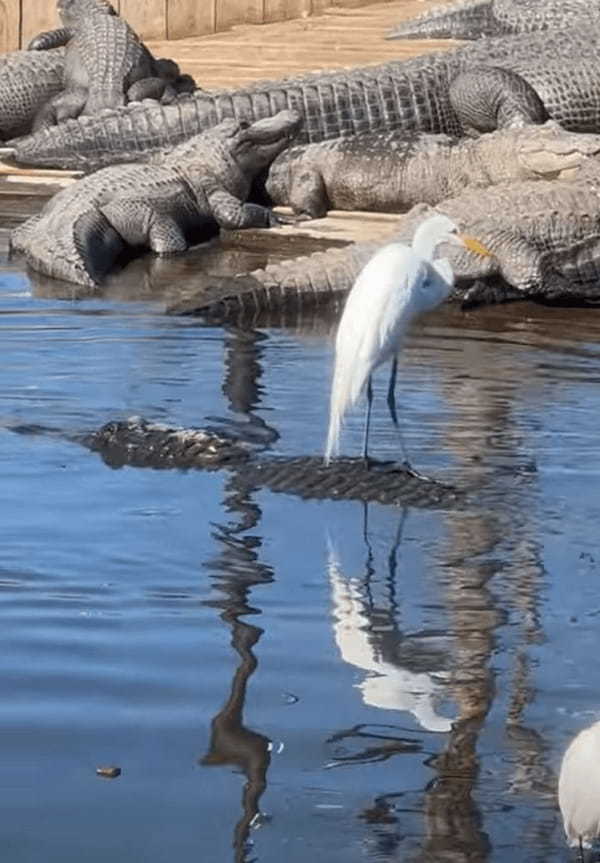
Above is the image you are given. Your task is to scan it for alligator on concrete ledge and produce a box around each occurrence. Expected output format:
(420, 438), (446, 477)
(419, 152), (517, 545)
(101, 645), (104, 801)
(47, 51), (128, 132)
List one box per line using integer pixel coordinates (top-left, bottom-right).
(265, 122), (599, 219)
(30, 0), (195, 129)
(10, 111), (300, 288)
(168, 161), (600, 318)
(0, 49), (64, 139)
(387, 0), (590, 41)
(82, 418), (460, 508)
(10, 25), (600, 171)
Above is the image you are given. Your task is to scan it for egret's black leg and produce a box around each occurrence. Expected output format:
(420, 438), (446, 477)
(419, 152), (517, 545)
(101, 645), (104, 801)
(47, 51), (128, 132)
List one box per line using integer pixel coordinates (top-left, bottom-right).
(386, 358), (433, 482)
(386, 357), (410, 467)
(578, 836), (585, 863)
(362, 376), (373, 467)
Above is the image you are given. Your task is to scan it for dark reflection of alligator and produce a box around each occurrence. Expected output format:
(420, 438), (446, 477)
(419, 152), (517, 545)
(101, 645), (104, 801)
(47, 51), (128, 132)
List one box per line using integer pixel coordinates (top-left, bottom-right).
(200, 473), (274, 862)
(199, 327), (275, 863)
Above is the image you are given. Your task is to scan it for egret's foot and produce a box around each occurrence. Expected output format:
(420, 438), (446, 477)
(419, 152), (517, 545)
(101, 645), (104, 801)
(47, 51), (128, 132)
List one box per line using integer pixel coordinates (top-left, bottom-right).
(363, 455), (372, 472)
(401, 459), (434, 483)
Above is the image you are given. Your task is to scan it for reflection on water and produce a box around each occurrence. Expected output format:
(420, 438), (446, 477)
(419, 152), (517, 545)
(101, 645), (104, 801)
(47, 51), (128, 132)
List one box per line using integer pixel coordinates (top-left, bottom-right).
(3, 256), (600, 861)
(201, 477), (273, 863)
(327, 516), (455, 733)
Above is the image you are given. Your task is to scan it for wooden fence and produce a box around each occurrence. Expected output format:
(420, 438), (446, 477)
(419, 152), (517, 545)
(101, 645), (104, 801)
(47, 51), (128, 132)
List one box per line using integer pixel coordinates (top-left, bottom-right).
(0, 0), (396, 52)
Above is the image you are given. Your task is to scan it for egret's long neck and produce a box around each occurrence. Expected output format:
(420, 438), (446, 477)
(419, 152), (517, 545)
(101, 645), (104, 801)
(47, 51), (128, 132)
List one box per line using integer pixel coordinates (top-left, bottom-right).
(411, 220), (444, 262)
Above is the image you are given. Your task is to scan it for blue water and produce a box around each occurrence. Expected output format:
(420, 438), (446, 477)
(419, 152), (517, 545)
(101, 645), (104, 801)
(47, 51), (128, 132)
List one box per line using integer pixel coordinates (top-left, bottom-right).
(3, 260), (600, 862)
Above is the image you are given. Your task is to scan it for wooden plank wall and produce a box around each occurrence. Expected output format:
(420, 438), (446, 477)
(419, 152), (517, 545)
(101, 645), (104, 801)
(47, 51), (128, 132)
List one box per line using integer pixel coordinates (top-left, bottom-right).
(5, 0), (396, 50)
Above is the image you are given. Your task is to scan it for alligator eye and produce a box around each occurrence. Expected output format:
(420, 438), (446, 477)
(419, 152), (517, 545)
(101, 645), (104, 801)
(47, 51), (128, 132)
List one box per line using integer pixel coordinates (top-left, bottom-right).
(238, 120), (250, 131)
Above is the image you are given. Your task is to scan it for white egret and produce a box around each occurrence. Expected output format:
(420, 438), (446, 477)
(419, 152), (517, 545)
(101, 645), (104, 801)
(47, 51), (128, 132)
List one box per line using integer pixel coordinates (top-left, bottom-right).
(324, 213), (493, 470)
(558, 720), (600, 861)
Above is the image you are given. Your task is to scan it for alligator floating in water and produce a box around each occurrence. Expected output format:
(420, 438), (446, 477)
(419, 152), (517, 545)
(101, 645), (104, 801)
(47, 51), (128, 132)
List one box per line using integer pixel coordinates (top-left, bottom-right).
(82, 418), (461, 508)
(0, 49), (64, 139)
(30, 0), (195, 128)
(10, 112), (300, 288)
(265, 122), (599, 219)
(168, 160), (600, 318)
(10, 25), (600, 170)
(387, 0), (591, 41)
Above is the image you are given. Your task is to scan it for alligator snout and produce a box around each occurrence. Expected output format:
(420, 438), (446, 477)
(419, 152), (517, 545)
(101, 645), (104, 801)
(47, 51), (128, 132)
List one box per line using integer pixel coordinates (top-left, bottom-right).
(247, 110), (302, 143)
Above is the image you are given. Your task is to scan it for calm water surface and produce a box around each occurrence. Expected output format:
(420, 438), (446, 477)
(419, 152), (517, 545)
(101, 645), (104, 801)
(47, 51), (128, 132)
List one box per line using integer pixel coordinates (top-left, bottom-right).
(2, 243), (600, 862)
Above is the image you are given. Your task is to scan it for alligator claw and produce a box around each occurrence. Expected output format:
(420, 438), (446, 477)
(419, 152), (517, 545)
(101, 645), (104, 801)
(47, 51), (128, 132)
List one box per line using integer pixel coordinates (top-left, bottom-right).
(268, 210), (301, 227)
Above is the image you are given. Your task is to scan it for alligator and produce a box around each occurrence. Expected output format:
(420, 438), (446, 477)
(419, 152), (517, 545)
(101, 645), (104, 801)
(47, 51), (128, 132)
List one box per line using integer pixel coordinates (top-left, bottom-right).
(264, 121), (599, 219)
(167, 160), (600, 319)
(10, 24), (600, 171)
(30, 0), (194, 128)
(0, 49), (65, 139)
(387, 0), (590, 41)
(83, 418), (461, 508)
(10, 111), (300, 288)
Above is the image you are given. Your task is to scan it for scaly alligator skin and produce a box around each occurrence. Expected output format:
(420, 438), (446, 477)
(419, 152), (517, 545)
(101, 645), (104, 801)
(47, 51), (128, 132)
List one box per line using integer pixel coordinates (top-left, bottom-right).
(0, 49), (64, 139)
(387, 0), (591, 41)
(31, 0), (193, 128)
(83, 418), (460, 508)
(265, 122), (600, 218)
(167, 161), (600, 317)
(10, 112), (300, 288)
(11, 25), (600, 170)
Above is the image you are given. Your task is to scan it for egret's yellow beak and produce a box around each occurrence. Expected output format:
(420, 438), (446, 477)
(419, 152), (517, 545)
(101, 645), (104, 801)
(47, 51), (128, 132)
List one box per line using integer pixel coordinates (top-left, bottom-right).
(459, 234), (494, 258)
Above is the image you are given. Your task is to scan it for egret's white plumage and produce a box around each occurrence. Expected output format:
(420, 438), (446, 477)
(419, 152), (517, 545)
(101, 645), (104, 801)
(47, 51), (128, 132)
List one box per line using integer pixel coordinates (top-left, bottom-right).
(325, 214), (491, 465)
(558, 720), (600, 857)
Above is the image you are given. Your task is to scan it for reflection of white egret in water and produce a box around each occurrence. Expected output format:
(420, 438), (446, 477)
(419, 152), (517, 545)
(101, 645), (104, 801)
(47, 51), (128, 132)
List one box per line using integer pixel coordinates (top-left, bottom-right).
(324, 214), (493, 468)
(559, 720), (600, 862)
(326, 530), (454, 733)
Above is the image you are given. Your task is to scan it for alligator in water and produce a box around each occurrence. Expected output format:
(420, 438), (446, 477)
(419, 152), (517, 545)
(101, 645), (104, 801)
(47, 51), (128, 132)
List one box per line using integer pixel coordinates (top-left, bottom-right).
(30, 0), (195, 128)
(387, 0), (591, 41)
(10, 112), (300, 288)
(168, 161), (600, 318)
(10, 24), (600, 170)
(265, 122), (599, 219)
(0, 49), (64, 139)
(82, 418), (461, 508)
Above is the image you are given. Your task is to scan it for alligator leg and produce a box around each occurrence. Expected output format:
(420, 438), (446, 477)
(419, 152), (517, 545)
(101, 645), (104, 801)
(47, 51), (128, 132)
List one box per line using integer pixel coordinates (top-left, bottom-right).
(287, 168), (329, 220)
(449, 66), (547, 135)
(33, 88), (88, 129)
(126, 77), (171, 103)
(84, 87), (127, 114)
(208, 190), (283, 229)
(10, 215), (43, 256)
(28, 27), (72, 50)
(100, 199), (188, 255)
(73, 210), (126, 284)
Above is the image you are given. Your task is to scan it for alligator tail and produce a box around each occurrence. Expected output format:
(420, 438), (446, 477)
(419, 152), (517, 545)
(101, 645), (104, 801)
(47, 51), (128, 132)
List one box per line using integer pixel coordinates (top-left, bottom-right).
(386, 0), (498, 40)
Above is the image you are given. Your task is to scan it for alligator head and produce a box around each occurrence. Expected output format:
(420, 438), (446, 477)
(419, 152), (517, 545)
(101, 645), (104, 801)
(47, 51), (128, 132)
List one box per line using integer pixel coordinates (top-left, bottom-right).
(170, 110), (302, 188)
(224, 110), (302, 177)
(515, 121), (600, 180)
(58, 0), (116, 24)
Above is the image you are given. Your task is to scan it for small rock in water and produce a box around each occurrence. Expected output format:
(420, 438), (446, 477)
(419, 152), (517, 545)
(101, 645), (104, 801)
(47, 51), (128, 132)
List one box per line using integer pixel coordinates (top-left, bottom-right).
(96, 766), (121, 779)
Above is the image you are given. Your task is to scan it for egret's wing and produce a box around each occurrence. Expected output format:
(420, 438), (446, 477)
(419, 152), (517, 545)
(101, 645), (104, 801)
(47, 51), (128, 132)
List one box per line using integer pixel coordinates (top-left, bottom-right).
(337, 243), (427, 364)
